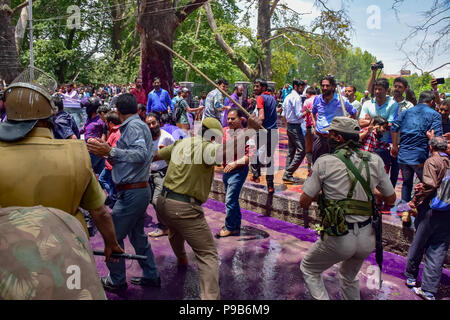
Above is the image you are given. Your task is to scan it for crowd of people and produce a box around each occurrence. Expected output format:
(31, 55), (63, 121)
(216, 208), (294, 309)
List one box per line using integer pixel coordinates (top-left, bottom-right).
(0, 62), (449, 301)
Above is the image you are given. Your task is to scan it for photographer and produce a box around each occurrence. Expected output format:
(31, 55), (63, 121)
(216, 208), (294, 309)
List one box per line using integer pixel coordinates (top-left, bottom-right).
(367, 61), (385, 97)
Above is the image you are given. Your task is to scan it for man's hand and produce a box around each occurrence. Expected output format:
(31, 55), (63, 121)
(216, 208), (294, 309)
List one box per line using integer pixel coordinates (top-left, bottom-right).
(224, 161), (237, 173)
(390, 146), (399, 158)
(104, 243), (125, 263)
(431, 78), (438, 91)
(87, 138), (112, 157)
(426, 129), (435, 140)
(414, 183), (424, 192)
(247, 115), (262, 131)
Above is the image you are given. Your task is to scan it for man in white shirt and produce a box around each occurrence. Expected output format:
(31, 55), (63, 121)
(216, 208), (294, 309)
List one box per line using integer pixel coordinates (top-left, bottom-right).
(146, 112), (176, 237)
(281, 79), (306, 183)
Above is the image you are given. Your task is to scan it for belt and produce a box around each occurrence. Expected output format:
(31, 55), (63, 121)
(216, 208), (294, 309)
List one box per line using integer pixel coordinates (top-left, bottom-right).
(162, 187), (202, 206)
(345, 217), (372, 230)
(116, 181), (149, 191)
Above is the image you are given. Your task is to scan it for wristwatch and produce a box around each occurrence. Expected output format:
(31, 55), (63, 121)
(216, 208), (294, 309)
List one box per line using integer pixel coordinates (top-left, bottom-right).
(108, 147), (117, 159)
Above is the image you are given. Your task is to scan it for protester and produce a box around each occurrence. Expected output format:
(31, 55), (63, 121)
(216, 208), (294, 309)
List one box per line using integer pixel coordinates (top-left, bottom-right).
(147, 77), (173, 116)
(217, 109), (255, 237)
(393, 77), (414, 114)
(160, 113), (187, 140)
(359, 116), (389, 154)
(137, 104), (147, 121)
(203, 79), (230, 121)
(359, 78), (399, 187)
(360, 90), (371, 105)
(311, 75), (357, 163)
(52, 95), (80, 140)
(281, 79), (306, 183)
(222, 84), (246, 127)
(130, 77), (147, 105)
(250, 78), (279, 193)
(405, 137), (449, 300)
(175, 88), (203, 130)
(302, 87), (318, 173)
(87, 93), (160, 292)
(300, 117), (396, 300)
(391, 91), (443, 222)
(98, 111), (122, 209)
(80, 97), (106, 175)
(281, 83), (293, 102)
(439, 99), (450, 134)
(344, 85), (362, 118)
(146, 112), (175, 238)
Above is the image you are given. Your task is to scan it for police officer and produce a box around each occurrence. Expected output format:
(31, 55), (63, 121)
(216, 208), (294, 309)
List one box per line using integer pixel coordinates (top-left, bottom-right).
(299, 117), (396, 300)
(0, 68), (123, 262)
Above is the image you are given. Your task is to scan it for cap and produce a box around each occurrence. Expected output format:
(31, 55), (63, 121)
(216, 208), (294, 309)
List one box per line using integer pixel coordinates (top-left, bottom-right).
(326, 116), (360, 135)
(202, 117), (223, 137)
(181, 87), (190, 93)
(0, 119), (38, 141)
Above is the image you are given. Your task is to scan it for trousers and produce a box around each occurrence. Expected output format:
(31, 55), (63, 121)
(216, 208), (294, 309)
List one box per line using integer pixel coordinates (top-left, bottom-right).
(300, 222), (375, 300)
(106, 187), (159, 284)
(285, 123), (306, 177)
(156, 195), (220, 300)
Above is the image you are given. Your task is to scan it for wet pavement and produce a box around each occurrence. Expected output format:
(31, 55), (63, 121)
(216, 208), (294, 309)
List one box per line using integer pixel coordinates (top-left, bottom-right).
(90, 199), (450, 300)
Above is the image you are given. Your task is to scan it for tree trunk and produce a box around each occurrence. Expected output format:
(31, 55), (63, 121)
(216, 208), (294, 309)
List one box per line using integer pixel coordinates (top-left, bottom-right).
(137, 0), (207, 96)
(0, 0), (22, 84)
(257, 0), (272, 80)
(137, 0), (178, 96)
(111, 0), (123, 60)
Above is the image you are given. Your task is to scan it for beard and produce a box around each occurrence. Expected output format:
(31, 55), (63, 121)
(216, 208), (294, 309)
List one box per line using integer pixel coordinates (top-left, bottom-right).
(327, 137), (341, 154)
(150, 127), (161, 138)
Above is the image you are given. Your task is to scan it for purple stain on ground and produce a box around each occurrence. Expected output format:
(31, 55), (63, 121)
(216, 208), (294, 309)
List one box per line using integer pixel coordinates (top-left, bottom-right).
(90, 199), (450, 300)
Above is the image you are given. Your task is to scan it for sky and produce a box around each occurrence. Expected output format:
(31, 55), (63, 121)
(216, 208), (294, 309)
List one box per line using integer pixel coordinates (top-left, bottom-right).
(259, 0), (449, 78)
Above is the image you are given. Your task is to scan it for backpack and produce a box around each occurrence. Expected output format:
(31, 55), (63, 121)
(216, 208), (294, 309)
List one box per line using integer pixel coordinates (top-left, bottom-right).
(430, 166), (450, 211)
(172, 100), (183, 123)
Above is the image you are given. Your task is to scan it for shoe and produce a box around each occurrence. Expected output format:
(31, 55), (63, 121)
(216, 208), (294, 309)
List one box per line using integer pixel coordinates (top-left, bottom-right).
(177, 256), (188, 266)
(101, 277), (128, 292)
(282, 175), (301, 183)
(216, 226), (240, 238)
(130, 276), (161, 288)
(250, 176), (260, 183)
(406, 278), (417, 287)
(402, 211), (412, 225)
(412, 287), (435, 300)
(148, 228), (169, 237)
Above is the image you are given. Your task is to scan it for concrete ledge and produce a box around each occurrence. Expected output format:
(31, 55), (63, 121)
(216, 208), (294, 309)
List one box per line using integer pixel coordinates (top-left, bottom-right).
(210, 174), (450, 269)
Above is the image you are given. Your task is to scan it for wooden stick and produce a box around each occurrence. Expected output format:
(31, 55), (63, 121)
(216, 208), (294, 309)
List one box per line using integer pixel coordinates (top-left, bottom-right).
(155, 40), (265, 131)
(336, 85), (346, 115)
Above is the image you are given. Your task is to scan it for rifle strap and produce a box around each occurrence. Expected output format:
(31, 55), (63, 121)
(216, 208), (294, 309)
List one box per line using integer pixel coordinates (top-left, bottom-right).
(333, 149), (372, 202)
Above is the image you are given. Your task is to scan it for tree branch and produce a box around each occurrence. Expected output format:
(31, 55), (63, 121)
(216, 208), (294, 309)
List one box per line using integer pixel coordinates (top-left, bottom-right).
(175, 0), (207, 24)
(12, 0), (31, 15)
(270, 0), (280, 17)
(266, 33), (325, 64)
(204, 1), (255, 80)
(428, 62), (450, 74)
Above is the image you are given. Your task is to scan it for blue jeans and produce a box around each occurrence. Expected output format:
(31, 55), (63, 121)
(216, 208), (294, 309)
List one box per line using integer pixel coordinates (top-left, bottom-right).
(106, 187), (158, 285)
(98, 168), (117, 205)
(405, 205), (450, 294)
(399, 163), (423, 203)
(90, 153), (105, 175)
(223, 166), (249, 231)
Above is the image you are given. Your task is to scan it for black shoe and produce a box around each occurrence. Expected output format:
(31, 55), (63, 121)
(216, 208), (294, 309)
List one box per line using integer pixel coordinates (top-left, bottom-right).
(130, 276), (161, 288)
(282, 175), (301, 183)
(101, 277), (128, 292)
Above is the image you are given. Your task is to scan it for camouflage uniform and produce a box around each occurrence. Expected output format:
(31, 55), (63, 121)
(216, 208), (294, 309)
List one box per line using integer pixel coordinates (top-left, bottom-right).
(0, 206), (106, 300)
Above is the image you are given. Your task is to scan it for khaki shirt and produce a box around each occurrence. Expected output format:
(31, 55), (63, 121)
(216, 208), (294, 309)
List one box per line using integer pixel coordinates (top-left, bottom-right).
(0, 128), (106, 234)
(159, 136), (220, 203)
(302, 151), (394, 223)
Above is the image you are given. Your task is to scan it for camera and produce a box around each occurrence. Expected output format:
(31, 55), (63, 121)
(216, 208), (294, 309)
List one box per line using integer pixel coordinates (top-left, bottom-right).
(371, 61), (384, 71)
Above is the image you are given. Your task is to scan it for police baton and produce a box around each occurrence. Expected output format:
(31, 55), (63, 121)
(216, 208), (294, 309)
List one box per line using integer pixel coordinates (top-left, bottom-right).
(93, 250), (148, 261)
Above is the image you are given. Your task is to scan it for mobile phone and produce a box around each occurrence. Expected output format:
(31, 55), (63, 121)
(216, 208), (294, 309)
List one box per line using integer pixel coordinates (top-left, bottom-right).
(436, 78), (445, 85)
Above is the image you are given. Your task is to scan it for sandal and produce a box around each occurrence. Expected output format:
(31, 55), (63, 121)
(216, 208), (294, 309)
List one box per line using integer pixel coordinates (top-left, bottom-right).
(216, 226), (240, 238)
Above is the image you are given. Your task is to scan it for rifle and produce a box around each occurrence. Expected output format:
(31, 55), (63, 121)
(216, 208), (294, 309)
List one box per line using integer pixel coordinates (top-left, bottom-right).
(371, 197), (383, 289)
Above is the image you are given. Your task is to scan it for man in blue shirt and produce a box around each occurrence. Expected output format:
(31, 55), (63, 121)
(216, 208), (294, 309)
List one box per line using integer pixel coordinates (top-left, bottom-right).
(311, 75), (357, 163)
(391, 91), (443, 204)
(281, 79), (306, 183)
(87, 93), (160, 292)
(359, 78), (399, 187)
(147, 77), (174, 116)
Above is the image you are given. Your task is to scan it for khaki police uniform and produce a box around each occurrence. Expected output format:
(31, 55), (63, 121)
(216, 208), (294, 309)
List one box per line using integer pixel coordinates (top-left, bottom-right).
(300, 118), (394, 300)
(156, 119), (222, 300)
(0, 127), (106, 235)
